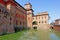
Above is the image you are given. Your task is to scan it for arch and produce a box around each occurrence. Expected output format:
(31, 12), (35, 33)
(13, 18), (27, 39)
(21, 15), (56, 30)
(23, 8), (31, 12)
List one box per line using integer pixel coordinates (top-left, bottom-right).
(32, 21), (37, 25)
(33, 26), (37, 29)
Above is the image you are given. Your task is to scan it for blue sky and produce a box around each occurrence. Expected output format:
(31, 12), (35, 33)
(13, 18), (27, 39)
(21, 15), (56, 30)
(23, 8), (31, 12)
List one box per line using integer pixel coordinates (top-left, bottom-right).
(16, 0), (60, 23)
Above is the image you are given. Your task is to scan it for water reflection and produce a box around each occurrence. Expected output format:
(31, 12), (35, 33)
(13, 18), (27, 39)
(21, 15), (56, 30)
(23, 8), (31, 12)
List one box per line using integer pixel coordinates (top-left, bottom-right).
(19, 30), (60, 40)
(50, 33), (60, 40)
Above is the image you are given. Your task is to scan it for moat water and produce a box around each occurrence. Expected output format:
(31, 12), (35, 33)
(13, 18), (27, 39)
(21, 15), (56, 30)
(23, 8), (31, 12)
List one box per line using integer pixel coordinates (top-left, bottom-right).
(19, 29), (60, 40)
(50, 33), (60, 40)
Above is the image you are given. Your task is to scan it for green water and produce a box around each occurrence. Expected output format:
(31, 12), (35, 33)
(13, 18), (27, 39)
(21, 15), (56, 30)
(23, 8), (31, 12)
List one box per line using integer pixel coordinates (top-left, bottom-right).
(0, 29), (60, 40)
(19, 29), (60, 40)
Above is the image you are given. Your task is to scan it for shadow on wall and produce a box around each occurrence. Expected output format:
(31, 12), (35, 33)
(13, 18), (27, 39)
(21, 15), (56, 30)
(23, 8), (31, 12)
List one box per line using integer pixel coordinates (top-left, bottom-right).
(14, 26), (28, 33)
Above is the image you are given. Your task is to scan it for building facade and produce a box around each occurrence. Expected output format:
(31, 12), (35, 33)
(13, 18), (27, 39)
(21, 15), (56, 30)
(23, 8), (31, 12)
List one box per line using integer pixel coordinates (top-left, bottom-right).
(24, 3), (50, 29)
(0, 0), (50, 35)
(24, 3), (34, 29)
(53, 19), (60, 31)
(33, 12), (50, 29)
(0, 0), (27, 35)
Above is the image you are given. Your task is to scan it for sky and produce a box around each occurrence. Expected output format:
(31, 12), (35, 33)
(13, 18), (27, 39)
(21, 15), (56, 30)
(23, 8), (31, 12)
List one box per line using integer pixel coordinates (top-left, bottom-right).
(15, 0), (60, 23)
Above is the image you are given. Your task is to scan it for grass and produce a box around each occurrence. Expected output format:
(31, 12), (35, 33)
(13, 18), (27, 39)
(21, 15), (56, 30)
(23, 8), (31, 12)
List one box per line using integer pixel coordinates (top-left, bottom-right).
(0, 30), (25, 40)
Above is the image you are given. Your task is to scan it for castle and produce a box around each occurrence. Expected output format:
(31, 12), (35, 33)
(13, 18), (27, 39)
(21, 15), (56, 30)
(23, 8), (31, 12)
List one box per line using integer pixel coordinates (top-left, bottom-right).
(0, 0), (50, 35)
(25, 3), (50, 29)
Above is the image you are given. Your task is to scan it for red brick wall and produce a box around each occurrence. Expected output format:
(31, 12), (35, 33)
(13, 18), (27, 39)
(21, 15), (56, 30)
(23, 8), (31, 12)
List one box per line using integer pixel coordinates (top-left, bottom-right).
(0, 0), (5, 5)
(6, 1), (16, 6)
(0, 27), (3, 35)
(53, 26), (60, 31)
(7, 27), (14, 33)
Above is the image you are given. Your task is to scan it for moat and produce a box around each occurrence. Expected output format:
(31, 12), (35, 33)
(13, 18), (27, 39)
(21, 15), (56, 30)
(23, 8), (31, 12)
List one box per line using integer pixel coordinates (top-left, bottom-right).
(0, 29), (60, 40)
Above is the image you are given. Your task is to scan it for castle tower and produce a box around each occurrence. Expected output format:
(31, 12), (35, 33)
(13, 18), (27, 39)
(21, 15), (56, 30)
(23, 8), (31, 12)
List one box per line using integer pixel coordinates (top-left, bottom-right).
(24, 2), (34, 29)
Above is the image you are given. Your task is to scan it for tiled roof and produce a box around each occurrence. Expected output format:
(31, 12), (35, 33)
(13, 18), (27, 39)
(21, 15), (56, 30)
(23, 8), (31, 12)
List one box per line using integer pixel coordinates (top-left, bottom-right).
(13, 0), (27, 11)
(37, 12), (48, 15)
(55, 19), (60, 21)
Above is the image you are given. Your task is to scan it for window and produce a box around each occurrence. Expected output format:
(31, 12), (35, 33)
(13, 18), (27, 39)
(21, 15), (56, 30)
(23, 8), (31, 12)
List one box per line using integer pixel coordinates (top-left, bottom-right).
(41, 16), (43, 19)
(45, 21), (47, 23)
(39, 17), (40, 19)
(45, 16), (46, 19)
(42, 21), (43, 23)
(20, 21), (21, 25)
(3, 16), (7, 18)
(0, 9), (1, 12)
(5, 11), (7, 13)
(2, 10), (4, 13)
(39, 21), (40, 23)
(4, 11), (8, 16)
(10, 17), (12, 20)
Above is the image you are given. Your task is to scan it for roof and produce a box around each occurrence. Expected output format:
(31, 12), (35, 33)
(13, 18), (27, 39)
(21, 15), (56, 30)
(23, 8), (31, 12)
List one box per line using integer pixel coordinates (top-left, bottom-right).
(36, 12), (48, 16)
(54, 24), (60, 27)
(55, 19), (60, 21)
(37, 12), (48, 15)
(26, 9), (34, 12)
(13, 0), (27, 11)
(32, 12), (49, 17)
(25, 2), (32, 6)
(25, 2), (34, 12)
